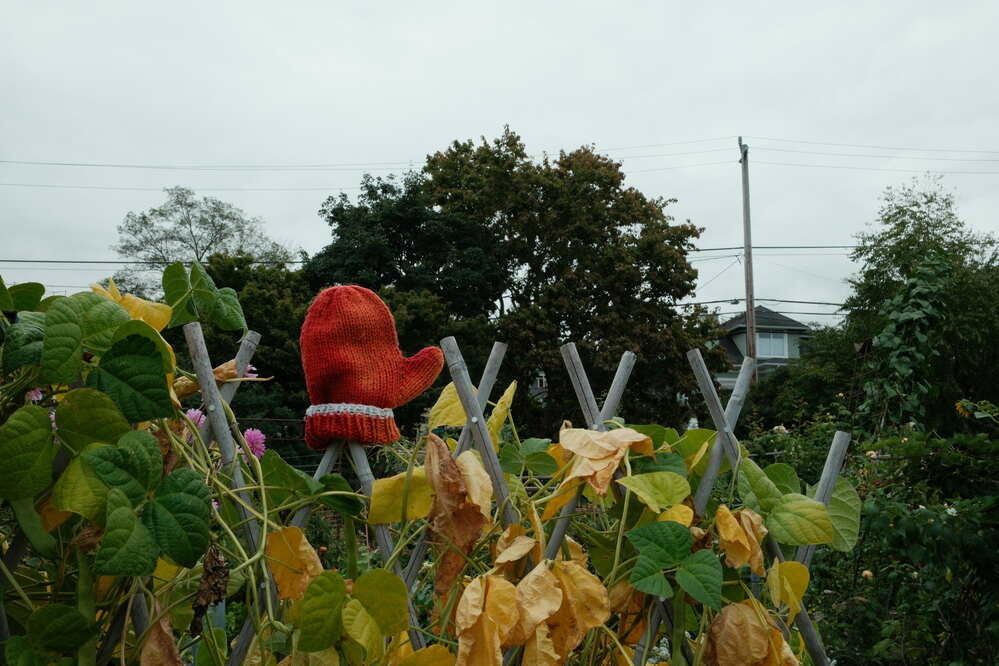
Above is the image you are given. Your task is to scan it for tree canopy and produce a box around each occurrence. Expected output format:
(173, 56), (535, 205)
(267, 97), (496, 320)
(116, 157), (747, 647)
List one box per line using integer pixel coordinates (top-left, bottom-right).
(306, 128), (719, 433)
(112, 186), (293, 294)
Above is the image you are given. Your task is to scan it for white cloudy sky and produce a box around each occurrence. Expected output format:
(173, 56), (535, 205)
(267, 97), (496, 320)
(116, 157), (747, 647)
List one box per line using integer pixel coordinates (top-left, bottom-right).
(3, 2), (998, 326)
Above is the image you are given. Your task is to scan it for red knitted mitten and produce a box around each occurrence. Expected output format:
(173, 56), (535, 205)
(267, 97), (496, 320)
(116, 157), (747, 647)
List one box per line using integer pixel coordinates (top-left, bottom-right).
(300, 285), (444, 449)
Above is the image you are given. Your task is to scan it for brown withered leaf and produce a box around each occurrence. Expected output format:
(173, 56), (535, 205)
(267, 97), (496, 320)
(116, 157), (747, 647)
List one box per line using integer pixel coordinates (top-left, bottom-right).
(140, 600), (182, 666)
(425, 433), (488, 597)
(546, 560), (610, 661)
(72, 525), (104, 552)
(704, 601), (771, 666)
(738, 508), (768, 576)
(608, 581), (646, 645)
(190, 544), (229, 636)
(716, 504), (753, 570)
(172, 359), (240, 400)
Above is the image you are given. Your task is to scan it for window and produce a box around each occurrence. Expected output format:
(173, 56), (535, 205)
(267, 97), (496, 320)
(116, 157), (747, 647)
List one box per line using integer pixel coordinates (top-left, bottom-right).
(757, 332), (788, 358)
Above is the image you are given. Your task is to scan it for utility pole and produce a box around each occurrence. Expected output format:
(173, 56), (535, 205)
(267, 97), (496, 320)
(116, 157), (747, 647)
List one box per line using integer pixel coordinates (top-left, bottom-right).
(738, 137), (757, 371)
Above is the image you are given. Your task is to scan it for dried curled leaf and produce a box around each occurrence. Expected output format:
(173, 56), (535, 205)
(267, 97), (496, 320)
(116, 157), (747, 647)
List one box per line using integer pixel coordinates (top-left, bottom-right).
(455, 450), (493, 521)
(715, 505), (767, 576)
(705, 601), (771, 666)
(504, 563), (563, 648)
(190, 544), (229, 636)
(172, 359), (240, 400)
(554, 427), (653, 498)
(547, 560), (610, 661)
(266, 526), (323, 600)
(140, 600), (182, 666)
(495, 536), (537, 565)
(738, 508), (768, 576)
(608, 581), (646, 645)
(456, 575), (520, 666)
(425, 434), (489, 597)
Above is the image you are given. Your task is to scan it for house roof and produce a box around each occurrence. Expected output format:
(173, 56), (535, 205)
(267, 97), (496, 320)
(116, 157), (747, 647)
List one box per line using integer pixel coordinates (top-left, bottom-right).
(721, 305), (810, 332)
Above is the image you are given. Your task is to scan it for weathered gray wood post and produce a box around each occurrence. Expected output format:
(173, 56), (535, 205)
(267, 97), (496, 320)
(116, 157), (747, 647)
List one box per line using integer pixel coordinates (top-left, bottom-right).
(795, 430), (851, 566)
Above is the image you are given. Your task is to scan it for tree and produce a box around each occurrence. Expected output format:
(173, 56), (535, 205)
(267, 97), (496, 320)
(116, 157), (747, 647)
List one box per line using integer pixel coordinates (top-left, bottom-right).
(112, 187), (293, 294)
(308, 128), (720, 434)
(747, 177), (999, 434)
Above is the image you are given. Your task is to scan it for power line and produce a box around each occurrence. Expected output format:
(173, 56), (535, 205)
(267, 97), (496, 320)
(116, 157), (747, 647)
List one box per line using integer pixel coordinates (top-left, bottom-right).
(0, 182), (362, 192)
(678, 298), (846, 307)
(697, 258), (741, 289)
(756, 147), (999, 162)
(744, 135), (999, 155)
(0, 259), (302, 265)
(755, 160), (999, 175)
(691, 244), (856, 252)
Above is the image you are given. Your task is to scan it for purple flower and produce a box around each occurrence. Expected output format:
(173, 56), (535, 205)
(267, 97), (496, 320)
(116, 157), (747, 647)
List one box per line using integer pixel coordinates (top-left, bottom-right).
(211, 499), (220, 510)
(26, 388), (43, 403)
(244, 365), (258, 379)
(185, 408), (206, 427)
(243, 428), (266, 458)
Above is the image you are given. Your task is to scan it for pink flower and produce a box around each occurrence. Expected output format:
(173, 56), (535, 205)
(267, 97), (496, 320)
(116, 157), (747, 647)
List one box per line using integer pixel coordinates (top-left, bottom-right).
(26, 388), (43, 403)
(244, 365), (258, 379)
(243, 428), (266, 458)
(185, 408), (207, 427)
(211, 499), (220, 510)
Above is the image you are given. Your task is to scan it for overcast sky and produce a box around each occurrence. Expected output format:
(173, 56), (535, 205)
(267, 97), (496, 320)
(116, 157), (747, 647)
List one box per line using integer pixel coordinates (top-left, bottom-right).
(4, 2), (998, 327)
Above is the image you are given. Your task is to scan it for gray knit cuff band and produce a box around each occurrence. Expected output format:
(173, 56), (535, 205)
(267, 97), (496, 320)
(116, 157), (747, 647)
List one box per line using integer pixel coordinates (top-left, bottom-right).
(306, 402), (394, 419)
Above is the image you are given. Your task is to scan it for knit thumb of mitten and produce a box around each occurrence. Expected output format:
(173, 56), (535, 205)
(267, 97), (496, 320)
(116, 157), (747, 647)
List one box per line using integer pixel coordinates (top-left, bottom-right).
(300, 286), (444, 449)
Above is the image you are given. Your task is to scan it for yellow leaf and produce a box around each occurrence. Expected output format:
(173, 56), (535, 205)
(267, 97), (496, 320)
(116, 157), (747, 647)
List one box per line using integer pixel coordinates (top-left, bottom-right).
(523, 623), (560, 666)
(541, 478), (582, 521)
(684, 439), (711, 473)
(505, 563), (563, 648)
(152, 559), (182, 589)
(428, 382), (468, 431)
(716, 505), (752, 570)
(558, 536), (589, 568)
(92, 278), (172, 332)
(368, 466), (434, 524)
(762, 628), (800, 666)
(277, 648), (340, 666)
(140, 600), (182, 666)
(608, 581), (646, 644)
(738, 508), (768, 577)
(495, 536), (537, 565)
(36, 496), (71, 532)
(397, 645), (455, 665)
(486, 381), (517, 451)
(343, 598), (383, 664)
(704, 601), (771, 666)
(547, 560), (610, 660)
(552, 427), (653, 499)
(658, 504), (694, 527)
(456, 450), (493, 521)
(456, 575), (520, 666)
(767, 561), (809, 622)
(265, 526), (323, 600)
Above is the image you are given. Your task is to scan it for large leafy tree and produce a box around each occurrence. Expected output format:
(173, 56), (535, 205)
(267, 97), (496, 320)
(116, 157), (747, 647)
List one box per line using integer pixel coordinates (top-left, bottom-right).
(112, 187), (293, 294)
(747, 177), (999, 434)
(308, 128), (718, 433)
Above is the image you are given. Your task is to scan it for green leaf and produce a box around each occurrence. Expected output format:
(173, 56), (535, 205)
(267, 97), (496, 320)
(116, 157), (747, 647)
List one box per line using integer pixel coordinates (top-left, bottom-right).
(342, 598), (383, 664)
(210, 287), (247, 331)
(195, 627), (228, 666)
(86, 334), (173, 423)
(110, 320), (175, 376)
(351, 569), (409, 636)
(27, 603), (96, 654)
(162, 262), (197, 327)
(52, 444), (110, 523)
(190, 261), (218, 313)
(811, 478), (861, 552)
(626, 521), (691, 595)
(82, 430), (162, 506)
(298, 571), (348, 652)
(675, 550), (723, 610)
(143, 468), (211, 567)
(0, 275), (13, 311)
(737, 458), (783, 513)
(94, 488), (158, 575)
(9, 283), (45, 311)
(55, 388), (130, 454)
(39, 296), (85, 385)
(617, 471), (691, 513)
(0, 406), (57, 500)
(72, 292), (130, 354)
(765, 493), (834, 546)
(318, 473), (364, 517)
(630, 452), (687, 478)
(2, 312), (45, 372)
(626, 424), (679, 448)
(5, 635), (46, 666)
(764, 463), (801, 495)
(260, 449), (321, 508)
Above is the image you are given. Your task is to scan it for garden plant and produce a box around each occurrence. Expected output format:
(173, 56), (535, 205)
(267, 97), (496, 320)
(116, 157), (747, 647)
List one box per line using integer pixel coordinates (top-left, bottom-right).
(0, 265), (861, 665)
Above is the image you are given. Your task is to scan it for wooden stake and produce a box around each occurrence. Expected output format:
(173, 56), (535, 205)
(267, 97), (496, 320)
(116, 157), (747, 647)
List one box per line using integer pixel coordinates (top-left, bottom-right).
(686, 349), (741, 466)
(441, 336), (518, 527)
(795, 430), (851, 566)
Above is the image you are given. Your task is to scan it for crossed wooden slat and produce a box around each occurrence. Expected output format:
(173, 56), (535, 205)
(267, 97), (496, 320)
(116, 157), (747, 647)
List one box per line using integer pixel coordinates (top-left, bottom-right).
(684, 348), (852, 666)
